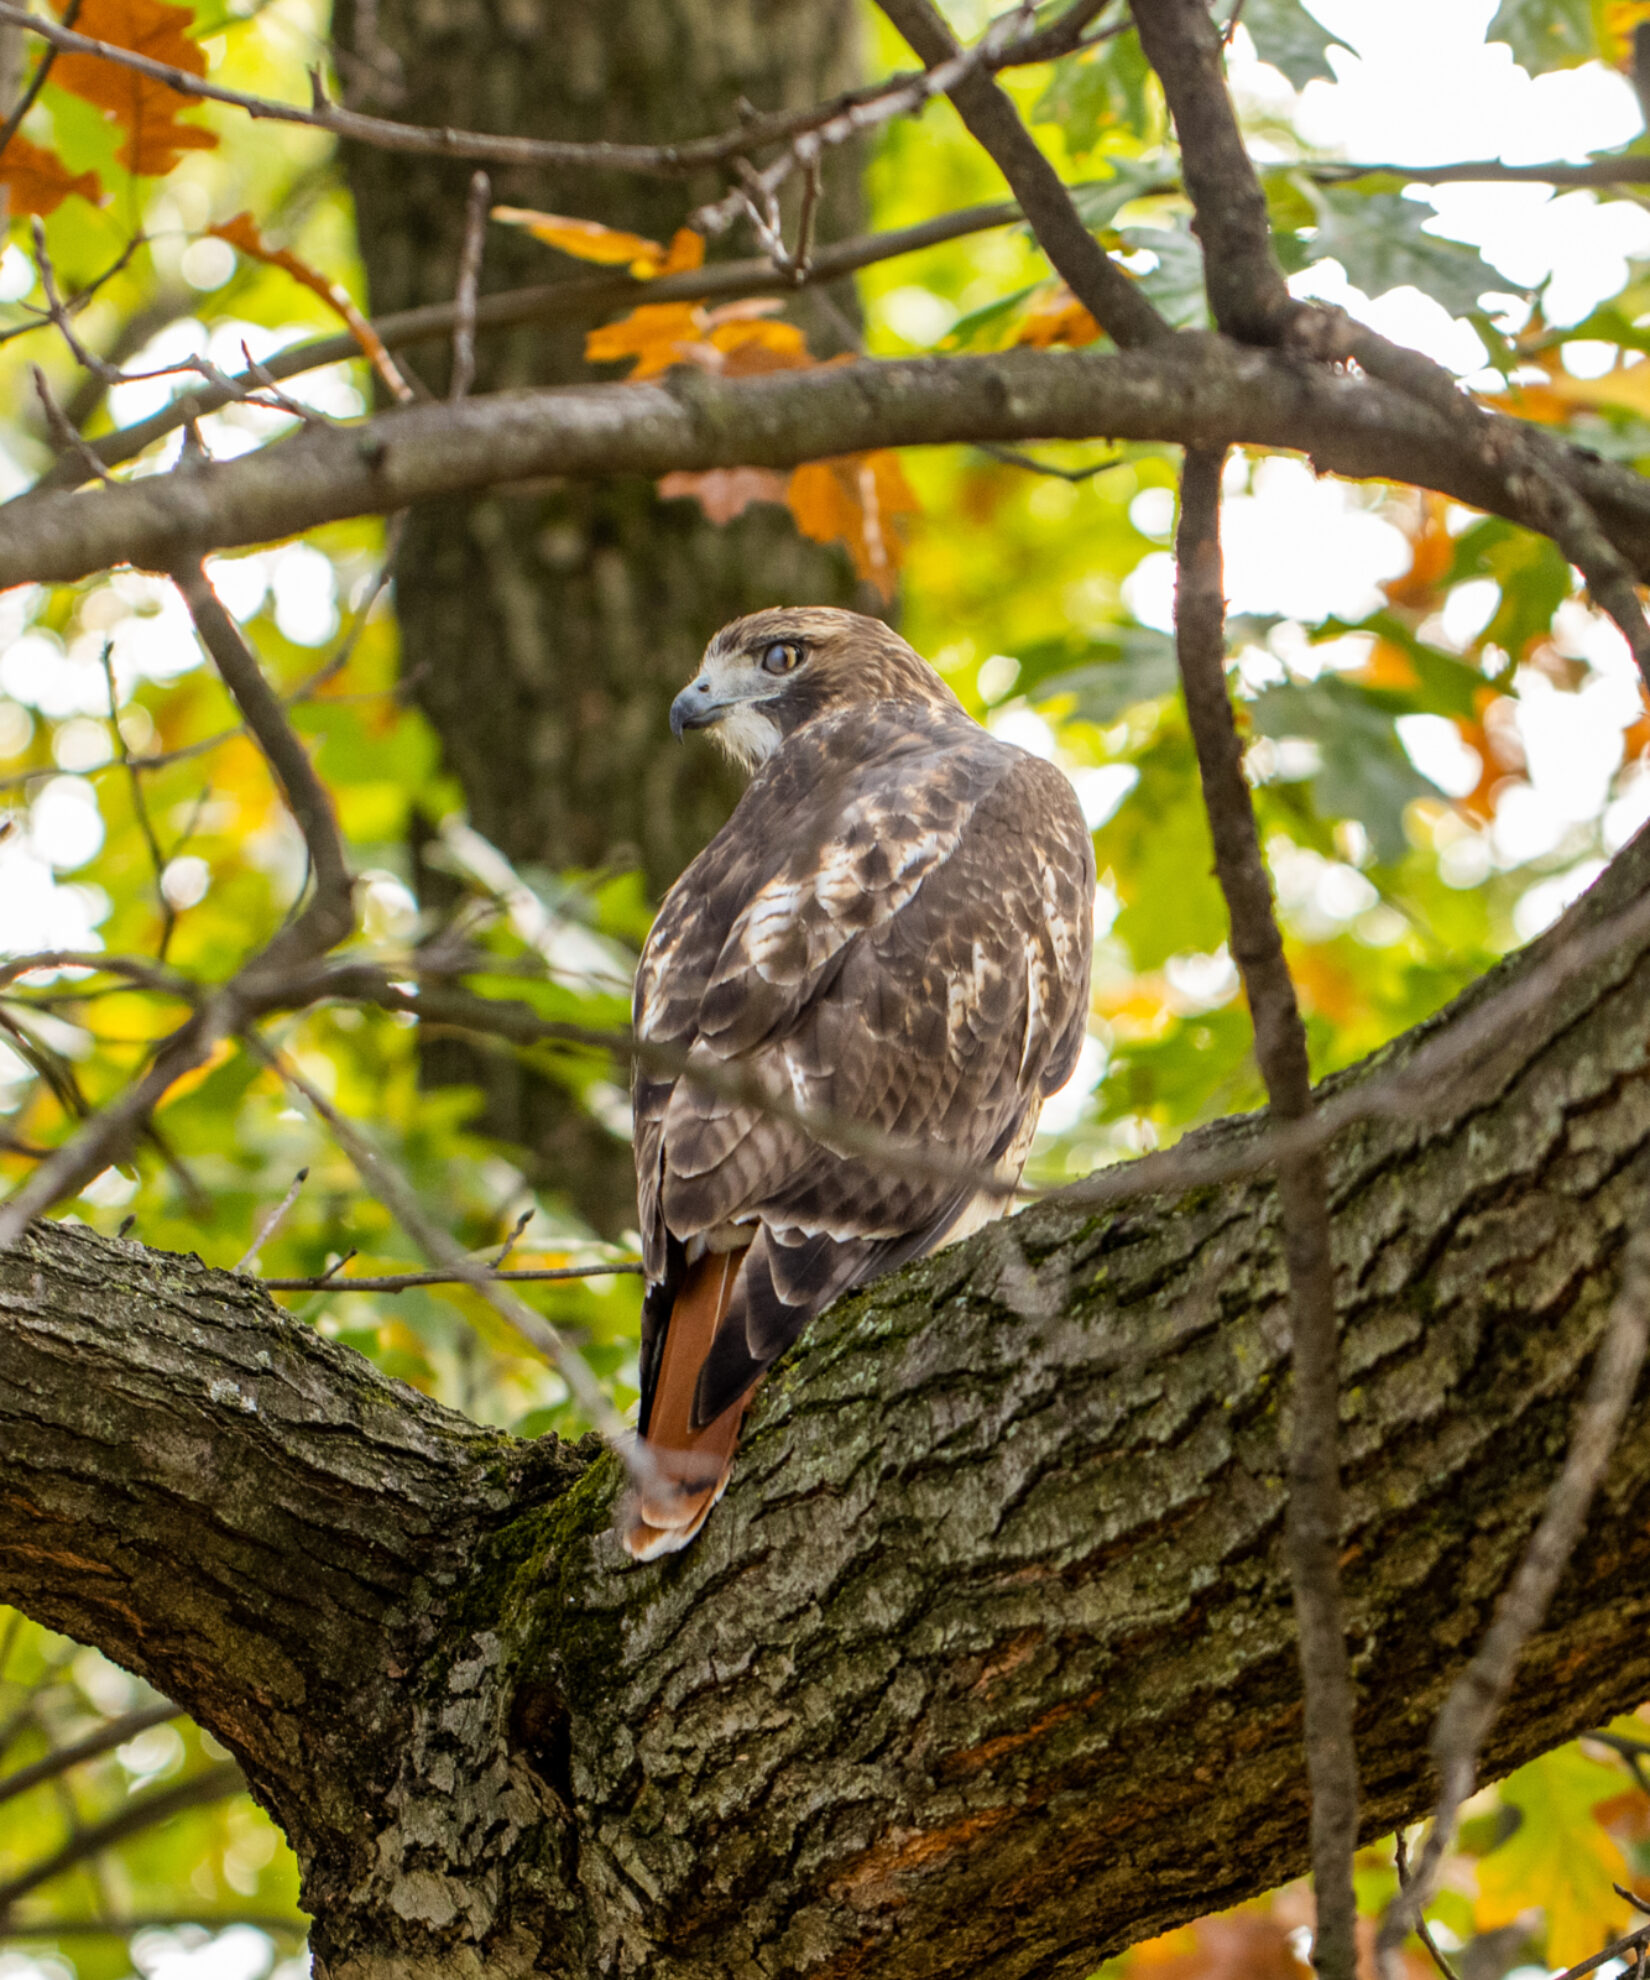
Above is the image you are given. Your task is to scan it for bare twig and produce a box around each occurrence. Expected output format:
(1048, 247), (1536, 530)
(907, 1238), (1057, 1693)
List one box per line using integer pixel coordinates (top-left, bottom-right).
(876, 0), (1170, 349)
(20, 199), (1026, 489)
(0, 1702), (177, 1810)
(260, 1259), (643, 1292)
(450, 169), (490, 402)
(0, 1762), (243, 1923)
(168, 563), (355, 980)
(0, 0), (1089, 181)
(234, 1166), (310, 1272)
(1391, 1830), (1461, 1980)
(1175, 446), (1357, 1980)
(99, 642), (177, 958)
(250, 1036), (644, 1470)
(974, 441), (1124, 480)
(31, 366), (115, 487)
(0, 0), (78, 162)
(493, 1204), (532, 1267)
(1375, 1229), (1650, 1976)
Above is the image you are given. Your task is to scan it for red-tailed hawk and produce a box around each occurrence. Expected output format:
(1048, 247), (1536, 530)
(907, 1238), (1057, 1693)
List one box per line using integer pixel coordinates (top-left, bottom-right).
(625, 608), (1095, 1559)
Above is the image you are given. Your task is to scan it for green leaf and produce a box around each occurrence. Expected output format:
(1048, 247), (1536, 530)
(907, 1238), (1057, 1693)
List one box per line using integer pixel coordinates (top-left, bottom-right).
(1238, 0), (1352, 87)
(1304, 185), (1502, 317)
(1027, 626), (1180, 720)
(1121, 220), (1209, 328)
(1106, 732), (1231, 968)
(1486, 0), (1599, 73)
(1032, 29), (1154, 149)
(1249, 675), (1440, 863)
(1066, 157), (1179, 234)
(1448, 517), (1573, 661)
(1314, 612), (1492, 718)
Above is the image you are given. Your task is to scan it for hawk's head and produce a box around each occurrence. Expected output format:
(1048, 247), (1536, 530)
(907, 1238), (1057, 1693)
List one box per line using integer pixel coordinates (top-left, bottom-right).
(670, 608), (963, 770)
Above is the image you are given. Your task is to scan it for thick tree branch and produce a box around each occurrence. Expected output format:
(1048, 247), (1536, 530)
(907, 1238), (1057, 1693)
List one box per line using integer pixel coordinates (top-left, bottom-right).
(1175, 447), (1356, 1978)
(11, 822), (1650, 1976)
(877, 0), (1172, 349)
(10, 341), (1650, 590)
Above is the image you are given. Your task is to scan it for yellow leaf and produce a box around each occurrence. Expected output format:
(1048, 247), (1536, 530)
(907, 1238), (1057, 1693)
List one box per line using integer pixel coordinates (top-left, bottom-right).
(1531, 361), (1650, 423)
(1474, 1745), (1635, 1965)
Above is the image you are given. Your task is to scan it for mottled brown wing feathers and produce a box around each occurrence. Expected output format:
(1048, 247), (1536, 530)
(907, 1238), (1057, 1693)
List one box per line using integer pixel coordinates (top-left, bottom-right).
(631, 699), (1094, 1488)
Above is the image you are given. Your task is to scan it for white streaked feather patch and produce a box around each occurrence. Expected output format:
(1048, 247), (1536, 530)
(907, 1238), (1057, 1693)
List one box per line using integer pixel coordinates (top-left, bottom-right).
(711, 704), (784, 772)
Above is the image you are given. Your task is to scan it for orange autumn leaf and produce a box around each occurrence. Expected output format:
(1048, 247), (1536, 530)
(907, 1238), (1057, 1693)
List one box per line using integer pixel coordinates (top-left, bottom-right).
(705, 314), (812, 375)
(53, 0), (217, 177)
(1013, 284), (1103, 350)
(491, 209), (704, 279)
(585, 300), (707, 377)
(787, 452), (919, 601)
(1382, 493), (1454, 608)
(0, 133), (102, 217)
(208, 211), (413, 402)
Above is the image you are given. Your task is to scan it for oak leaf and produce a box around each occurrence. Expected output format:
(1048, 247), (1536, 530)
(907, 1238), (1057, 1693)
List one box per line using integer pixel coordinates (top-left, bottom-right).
(787, 452), (919, 601)
(52, 0), (217, 177)
(0, 133), (102, 216)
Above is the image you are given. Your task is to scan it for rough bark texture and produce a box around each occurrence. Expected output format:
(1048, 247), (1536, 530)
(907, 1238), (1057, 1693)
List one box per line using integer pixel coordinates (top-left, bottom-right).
(7, 825), (1650, 1978)
(332, 0), (868, 1230)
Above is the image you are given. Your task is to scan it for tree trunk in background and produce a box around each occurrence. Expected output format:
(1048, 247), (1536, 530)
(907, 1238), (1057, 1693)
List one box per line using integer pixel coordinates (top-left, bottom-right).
(334, 0), (867, 1231)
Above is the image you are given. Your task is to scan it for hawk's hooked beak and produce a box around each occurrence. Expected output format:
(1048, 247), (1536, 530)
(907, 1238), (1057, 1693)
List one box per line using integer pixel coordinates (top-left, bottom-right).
(670, 677), (719, 741)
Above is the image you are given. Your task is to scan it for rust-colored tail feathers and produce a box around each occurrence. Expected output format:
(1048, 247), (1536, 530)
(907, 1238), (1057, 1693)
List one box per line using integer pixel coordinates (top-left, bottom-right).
(623, 1247), (753, 1561)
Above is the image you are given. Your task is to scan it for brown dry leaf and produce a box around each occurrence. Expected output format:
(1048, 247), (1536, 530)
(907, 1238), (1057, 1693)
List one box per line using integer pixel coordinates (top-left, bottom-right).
(705, 314), (813, 376)
(658, 467), (790, 524)
(52, 0), (217, 176)
(208, 211), (413, 402)
(1012, 283), (1103, 350)
(490, 209), (704, 279)
(0, 133), (103, 216)
(787, 451), (919, 601)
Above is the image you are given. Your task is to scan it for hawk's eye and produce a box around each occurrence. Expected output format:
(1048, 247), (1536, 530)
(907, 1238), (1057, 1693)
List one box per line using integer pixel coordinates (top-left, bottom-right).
(761, 640), (801, 676)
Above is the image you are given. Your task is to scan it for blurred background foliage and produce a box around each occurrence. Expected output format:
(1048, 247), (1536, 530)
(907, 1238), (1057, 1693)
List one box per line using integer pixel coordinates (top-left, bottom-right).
(5, 0), (1650, 1971)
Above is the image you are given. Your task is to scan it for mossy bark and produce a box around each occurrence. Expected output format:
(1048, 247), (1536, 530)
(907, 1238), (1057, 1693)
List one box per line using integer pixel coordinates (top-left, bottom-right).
(7, 833), (1650, 1976)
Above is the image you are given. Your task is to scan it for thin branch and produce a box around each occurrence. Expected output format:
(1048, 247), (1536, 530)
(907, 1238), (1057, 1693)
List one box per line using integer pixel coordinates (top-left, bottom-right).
(0, 1914), (307, 1938)
(260, 1259), (643, 1292)
(0, 1763), (243, 1922)
(20, 199), (1026, 489)
(168, 564), (354, 979)
(973, 440), (1124, 479)
(99, 642), (176, 959)
(0, 1703), (178, 1810)
(249, 1035), (647, 1478)
(0, 0), (1092, 180)
(1175, 446), (1358, 1980)
(0, 0), (79, 162)
(1375, 1228), (1650, 1976)
(876, 0), (1171, 349)
(1391, 1830), (1461, 1980)
(233, 1166), (309, 1273)
(449, 169), (489, 403)
(1131, 0), (1293, 340)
